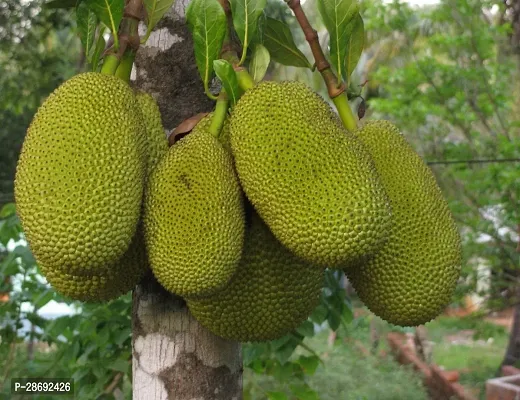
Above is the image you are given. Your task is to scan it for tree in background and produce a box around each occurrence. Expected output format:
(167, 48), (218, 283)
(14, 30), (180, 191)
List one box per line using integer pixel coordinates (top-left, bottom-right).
(0, 0), (80, 206)
(359, 0), (520, 369)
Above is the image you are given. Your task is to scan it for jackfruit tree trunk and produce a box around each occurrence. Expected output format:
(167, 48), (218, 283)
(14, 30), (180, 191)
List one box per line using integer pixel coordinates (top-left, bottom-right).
(130, 2), (243, 399)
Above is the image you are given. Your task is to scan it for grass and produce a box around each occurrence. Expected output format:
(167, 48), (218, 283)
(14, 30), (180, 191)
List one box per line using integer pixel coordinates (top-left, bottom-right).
(245, 313), (429, 400)
(303, 331), (429, 400)
(425, 315), (509, 399)
(245, 309), (510, 400)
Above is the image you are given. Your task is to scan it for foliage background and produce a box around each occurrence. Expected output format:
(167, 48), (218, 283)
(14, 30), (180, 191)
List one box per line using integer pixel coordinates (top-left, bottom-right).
(1, 0), (519, 399)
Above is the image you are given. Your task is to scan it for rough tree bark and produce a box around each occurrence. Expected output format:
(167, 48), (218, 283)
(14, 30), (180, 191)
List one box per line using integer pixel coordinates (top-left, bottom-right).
(131, 2), (243, 398)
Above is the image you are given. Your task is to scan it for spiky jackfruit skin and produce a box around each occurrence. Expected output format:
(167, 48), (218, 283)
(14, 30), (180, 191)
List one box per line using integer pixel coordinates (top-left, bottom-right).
(144, 120), (245, 298)
(345, 121), (461, 326)
(187, 211), (323, 342)
(15, 72), (146, 274)
(230, 81), (391, 268)
(135, 92), (168, 174)
(41, 229), (147, 302)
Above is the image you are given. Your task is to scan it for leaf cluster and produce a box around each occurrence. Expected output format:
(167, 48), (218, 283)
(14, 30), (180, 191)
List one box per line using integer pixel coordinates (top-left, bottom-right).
(186, 0), (365, 101)
(0, 203), (134, 399)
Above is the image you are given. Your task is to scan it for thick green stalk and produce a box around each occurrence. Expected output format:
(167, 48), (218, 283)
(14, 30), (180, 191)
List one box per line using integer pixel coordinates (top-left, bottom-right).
(100, 54), (121, 76)
(209, 91), (229, 137)
(333, 95), (357, 132)
(115, 51), (136, 83)
(236, 69), (255, 92)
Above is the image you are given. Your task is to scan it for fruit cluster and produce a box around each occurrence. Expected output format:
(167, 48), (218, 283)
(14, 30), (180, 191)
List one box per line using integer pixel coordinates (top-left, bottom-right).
(15, 72), (461, 342)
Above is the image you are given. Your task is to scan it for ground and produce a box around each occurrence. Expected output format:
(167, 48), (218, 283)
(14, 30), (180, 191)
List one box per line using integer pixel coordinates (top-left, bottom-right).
(244, 306), (512, 400)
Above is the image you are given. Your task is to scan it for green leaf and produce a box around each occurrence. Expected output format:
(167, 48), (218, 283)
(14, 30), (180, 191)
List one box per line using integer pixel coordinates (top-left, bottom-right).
(44, 0), (79, 8)
(71, 366), (90, 382)
(142, 0), (176, 42)
(0, 203), (16, 218)
(344, 13), (364, 85)
(295, 320), (315, 337)
(85, 0), (124, 49)
(214, 60), (240, 105)
(270, 334), (292, 351)
(186, 0), (226, 98)
(275, 339), (299, 364)
(267, 392), (288, 400)
(249, 359), (266, 373)
(229, 0), (267, 64)
(317, 0), (359, 80)
(297, 355), (320, 375)
(77, 2), (98, 60)
(110, 357), (130, 373)
(327, 309), (341, 331)
(33, 289), (54, 309)
(310, 304), (328, 324)
(289, 383), (320, 400)
(263, 17), (311, 69)
(114, 327), (132, 346)
(13, 245), (36, 265)
(342, 301), (354, 324)
(90, 26), (107, 72)
(270, 361), (294, 382)
(249, 44), (270, 82)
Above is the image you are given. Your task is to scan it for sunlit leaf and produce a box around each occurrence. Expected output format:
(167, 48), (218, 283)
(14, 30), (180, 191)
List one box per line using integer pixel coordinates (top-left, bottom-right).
(85, 0), (124, 49)
(186, 0), (226, 98)
(213, 60), (240, 105)
(317, 0), (359, 80)
(263, 17), (311, 69)
(249, 44), (270, 82)
(229, 0), (267, 64)
(142, 0), (176, 42)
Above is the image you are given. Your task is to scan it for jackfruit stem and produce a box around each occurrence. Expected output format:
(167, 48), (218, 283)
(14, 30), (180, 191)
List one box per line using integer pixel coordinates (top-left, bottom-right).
(101, 54), (121, 76)
(235, 68), (255, 91)
(115, 51), (136, 83)
(333, 95), (357, 132)
(209, 91), (229, 138)
(285, 0), (358, 132)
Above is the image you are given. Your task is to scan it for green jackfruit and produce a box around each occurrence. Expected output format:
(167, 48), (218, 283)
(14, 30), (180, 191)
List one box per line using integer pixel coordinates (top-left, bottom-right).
(230, 81), (391, 268)
(15, 72), (146, 274)
(144, 116), (245, 297)
(41, 229), (147, 302)
(345, 121), (461, 326)
(187, 210), (323, 342)
(135, 92), (169, 174)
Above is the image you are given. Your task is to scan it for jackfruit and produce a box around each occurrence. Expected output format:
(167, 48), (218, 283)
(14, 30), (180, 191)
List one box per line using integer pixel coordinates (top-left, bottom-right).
(46, 92), (168, 302)
(15, 72), (146, 274)
(345, 120), (461, 326)
(41, 228), (147, 302)
(230, 81), (391, 268)
(143, 115), (245, 297)
(187, 210), (323, 342)
(135, 91), (169, 174)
